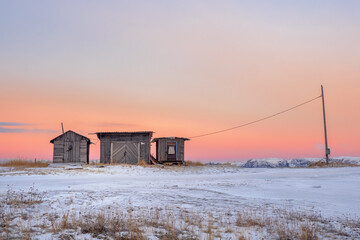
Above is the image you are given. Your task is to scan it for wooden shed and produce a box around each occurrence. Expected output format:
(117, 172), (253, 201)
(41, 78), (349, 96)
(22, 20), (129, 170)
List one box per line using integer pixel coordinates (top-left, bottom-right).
(50, 130), (91, 164)
(96, 131), (153, 164)
(152, 137), (189, 165)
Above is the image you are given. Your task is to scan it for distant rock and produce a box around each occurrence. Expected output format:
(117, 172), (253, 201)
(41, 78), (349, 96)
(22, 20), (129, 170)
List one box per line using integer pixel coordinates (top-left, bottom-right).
(330, 156), (360, 165)
(241, 157), (360, 168)
(242, 158), (291, 168)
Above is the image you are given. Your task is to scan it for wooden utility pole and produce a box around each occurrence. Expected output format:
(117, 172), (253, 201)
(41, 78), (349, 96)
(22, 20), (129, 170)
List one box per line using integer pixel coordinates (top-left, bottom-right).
(321, 85), (330, 164)
(61, 122), (65, 163)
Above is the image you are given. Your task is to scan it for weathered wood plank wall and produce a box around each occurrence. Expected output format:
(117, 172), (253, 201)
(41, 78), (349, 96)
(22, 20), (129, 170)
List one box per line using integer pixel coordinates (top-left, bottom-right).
(51, 131), (90, 164)
(97, 132), (152, 164)
(155, 138), (187, 163)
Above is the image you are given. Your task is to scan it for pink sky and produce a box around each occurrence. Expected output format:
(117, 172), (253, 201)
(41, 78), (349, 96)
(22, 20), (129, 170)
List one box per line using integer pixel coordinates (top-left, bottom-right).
(0, 1), (359, 161)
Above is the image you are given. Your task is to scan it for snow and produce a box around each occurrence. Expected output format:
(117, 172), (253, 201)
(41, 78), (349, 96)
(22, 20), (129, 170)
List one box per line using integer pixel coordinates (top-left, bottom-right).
(1, 165), (359, 217)
(1, 164), (359, 239)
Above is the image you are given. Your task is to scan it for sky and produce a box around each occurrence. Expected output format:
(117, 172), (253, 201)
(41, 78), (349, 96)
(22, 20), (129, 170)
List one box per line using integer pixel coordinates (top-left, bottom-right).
(0, 1), (359, 161)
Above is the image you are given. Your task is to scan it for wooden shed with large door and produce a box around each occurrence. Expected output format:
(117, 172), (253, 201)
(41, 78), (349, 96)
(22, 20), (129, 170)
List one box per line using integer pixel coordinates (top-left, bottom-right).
(96, 131), (153, 164)
(50, 130), (91, 164)
(152, 137), (189, 165)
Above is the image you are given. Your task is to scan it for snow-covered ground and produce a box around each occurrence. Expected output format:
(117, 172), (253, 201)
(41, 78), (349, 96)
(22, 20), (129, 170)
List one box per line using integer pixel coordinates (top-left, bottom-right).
(1, 165), (359, 239)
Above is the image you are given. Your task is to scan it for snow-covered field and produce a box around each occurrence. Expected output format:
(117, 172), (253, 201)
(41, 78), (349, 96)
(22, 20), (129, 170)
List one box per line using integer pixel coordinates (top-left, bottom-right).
(1, 164), (359, 239)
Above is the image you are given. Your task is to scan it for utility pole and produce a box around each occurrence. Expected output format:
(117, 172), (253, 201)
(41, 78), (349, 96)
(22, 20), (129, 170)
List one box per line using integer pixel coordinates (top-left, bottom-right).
(321, 85), (330, 164)
(61, 122), (64, 134)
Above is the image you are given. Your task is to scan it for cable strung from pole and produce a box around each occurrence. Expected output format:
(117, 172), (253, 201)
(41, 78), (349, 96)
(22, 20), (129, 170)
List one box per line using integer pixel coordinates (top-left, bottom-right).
(190, 95), (322, 139)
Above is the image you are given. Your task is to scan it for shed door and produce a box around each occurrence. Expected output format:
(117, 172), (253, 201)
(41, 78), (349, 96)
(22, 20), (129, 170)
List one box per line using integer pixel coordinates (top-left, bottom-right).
(167, 142), (177, 161)
(111, 142), (140, 164)
(64, 141), (73, 163)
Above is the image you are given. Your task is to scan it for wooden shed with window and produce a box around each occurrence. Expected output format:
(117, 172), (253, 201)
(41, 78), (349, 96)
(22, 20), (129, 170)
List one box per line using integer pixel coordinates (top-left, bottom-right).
(96, 131), (153, 164)
(152, 137), (189, 165)
(50, 130), (91, 164)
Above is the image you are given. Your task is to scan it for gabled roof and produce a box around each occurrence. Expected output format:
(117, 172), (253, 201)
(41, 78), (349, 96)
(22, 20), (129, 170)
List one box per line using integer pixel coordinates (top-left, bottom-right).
(50, 130), (91, 144)
(152, 137), (190, 142)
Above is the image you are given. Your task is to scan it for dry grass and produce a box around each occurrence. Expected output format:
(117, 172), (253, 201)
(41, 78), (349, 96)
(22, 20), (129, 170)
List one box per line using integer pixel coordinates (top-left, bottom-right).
(0, 160), (49, 168)
(54, 210), (146, 239)
(5, 185), (43, 206)
(1, 187), (359, 239)
(136, 160), (148, 167)
(185, 161), (205, 166)
(1, 203), (357, 239)
(300, 222), (319, 240)
(308, 161), (359, 168)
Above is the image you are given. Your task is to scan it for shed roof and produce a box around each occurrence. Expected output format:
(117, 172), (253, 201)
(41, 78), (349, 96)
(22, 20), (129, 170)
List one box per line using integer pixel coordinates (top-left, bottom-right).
(95, 131), (154, 138)
(94, 131), (153, 134)
(50, 130), (91, 144)
(152, 137), (190, 142)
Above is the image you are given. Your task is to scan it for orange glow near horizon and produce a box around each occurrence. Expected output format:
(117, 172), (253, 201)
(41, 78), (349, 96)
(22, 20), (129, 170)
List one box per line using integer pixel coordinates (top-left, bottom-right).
(1, 93), (359, 162)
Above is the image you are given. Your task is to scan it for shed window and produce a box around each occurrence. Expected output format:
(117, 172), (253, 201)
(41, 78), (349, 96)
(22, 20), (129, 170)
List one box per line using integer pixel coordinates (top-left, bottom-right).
(168, 146), (176, 154)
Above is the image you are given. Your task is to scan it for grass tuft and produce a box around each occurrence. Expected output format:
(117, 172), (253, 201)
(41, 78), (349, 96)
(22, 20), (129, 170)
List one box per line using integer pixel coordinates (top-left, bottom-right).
(185, 161), (204, 166)
(0, 160), (48, 168)
(136, 160), (148, 167)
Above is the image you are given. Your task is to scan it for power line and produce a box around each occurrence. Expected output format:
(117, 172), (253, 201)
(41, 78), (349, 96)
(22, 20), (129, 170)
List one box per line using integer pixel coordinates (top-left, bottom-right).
(88, 137), (99, 145)
(190, 95), (322, 139)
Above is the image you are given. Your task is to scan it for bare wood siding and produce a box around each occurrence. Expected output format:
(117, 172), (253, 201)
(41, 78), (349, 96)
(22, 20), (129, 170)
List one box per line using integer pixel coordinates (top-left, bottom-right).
(156, 138), (186, 163)
(80, 140), (88, 163)
(178, 140), (185, 161)
(98, 133), (152, 164)
(53, 140), (64, 163)
(158, 139), (167, 163)
(111, 142), (139, 164)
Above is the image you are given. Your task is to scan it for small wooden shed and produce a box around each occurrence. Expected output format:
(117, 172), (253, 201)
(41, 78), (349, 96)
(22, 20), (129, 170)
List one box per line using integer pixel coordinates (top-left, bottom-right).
(50, 130), (91, 164)
(96, 131), (153, 164)
(152, 137), (189, 165)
